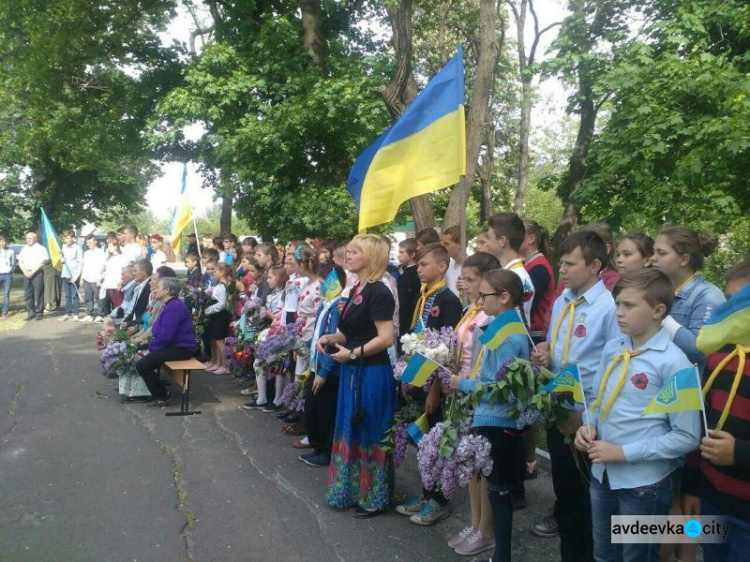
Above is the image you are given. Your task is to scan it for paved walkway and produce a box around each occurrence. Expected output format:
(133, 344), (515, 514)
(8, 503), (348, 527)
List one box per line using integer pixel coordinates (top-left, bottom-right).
(0, 314), (560, 562)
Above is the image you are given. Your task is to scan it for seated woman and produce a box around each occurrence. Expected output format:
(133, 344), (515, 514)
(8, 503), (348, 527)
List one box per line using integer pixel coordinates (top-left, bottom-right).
(135, 277), (196, 407)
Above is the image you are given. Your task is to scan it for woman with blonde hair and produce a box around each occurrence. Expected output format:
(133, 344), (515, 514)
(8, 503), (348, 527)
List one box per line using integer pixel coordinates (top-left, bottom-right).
(317, 234), (396, 518)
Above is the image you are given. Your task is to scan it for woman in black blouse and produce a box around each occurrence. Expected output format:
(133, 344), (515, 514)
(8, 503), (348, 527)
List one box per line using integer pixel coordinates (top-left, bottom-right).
(317, 234), (396, 518)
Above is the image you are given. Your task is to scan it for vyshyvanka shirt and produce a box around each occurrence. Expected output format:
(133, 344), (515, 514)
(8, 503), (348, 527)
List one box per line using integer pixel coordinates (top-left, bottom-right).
(504, 257), (535, 323)
(584, 329), (700, 490)
(547, 280), (620, 401)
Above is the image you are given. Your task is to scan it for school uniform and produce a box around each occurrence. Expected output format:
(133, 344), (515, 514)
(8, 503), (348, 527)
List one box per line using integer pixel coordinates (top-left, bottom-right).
(413, 281), (463, 332)
(397, 265), (420, 337)
(585, 330), (700, 561)
(546, 279), (621, 562)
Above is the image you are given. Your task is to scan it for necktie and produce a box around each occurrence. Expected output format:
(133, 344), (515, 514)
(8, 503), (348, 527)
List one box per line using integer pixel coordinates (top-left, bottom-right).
(592, 347), (644, 421)
(410, 279), (446, 330)
(550, 297), (585, 365)
(703, 344), (749, 430)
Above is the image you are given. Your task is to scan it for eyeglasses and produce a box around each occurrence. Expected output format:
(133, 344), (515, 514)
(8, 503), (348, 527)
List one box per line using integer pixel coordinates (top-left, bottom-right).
(477, 291), (501, 301)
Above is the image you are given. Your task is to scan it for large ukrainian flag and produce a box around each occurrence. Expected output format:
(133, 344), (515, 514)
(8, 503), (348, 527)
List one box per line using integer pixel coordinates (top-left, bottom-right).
(347, 46), (466, 232)
(641, 366), (703, 416)
(39, 207), (63, 271)
(170, 165), (192, 254)
(697, 283), (750, 354)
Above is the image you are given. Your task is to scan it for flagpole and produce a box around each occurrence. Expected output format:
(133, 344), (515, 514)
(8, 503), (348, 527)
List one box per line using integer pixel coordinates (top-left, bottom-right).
(577, 361), (593, 440)
(694, 364), (710, 437)
(192, 212), (202, 261)
(517, 309), (539, 352)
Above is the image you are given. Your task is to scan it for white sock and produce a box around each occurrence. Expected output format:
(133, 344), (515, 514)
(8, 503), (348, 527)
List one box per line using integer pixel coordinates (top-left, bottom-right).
(255, 375), (268, 405)
(274, 373), (287, 405)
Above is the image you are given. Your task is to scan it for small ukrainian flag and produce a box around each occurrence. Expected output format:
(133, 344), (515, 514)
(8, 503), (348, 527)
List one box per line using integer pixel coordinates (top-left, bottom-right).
(478, 309), (527, 351)
(642, 366), (703, 416)
(407, 413), (430, 445)
(400, 352), (440, 387)
(321, 269), (343, 300)
(541, 364), (585, 404)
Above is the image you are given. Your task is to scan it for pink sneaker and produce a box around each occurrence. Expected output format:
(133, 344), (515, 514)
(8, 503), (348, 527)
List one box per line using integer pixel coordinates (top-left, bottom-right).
(448, 526), (476, 548)
(455, 530), (495, 556)
(205, 364), (218, 371)
(213, 366), (230, 375)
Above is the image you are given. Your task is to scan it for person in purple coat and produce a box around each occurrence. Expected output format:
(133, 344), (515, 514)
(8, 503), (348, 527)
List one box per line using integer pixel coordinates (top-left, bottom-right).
(135, 277), (196, 407)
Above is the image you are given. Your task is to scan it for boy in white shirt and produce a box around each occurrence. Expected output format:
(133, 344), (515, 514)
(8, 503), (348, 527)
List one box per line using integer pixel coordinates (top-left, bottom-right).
(121, 225), (142, 264)
(149, 234), (167, 270)
(81, 234), (106, 322)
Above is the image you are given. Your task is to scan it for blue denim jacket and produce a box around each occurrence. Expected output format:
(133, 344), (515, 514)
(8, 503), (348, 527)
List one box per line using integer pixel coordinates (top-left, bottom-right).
(457, 322), (530, 429)
(309, 297), (343, 380)
(670, 274), (725, 371)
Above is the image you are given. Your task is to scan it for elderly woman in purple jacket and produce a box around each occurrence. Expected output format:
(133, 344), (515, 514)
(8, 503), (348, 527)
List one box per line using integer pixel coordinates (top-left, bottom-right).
(135, 277), (196, 407)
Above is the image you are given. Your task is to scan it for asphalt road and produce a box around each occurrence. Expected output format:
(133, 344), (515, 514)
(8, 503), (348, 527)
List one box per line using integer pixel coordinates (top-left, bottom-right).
(0, 313), (560, 562)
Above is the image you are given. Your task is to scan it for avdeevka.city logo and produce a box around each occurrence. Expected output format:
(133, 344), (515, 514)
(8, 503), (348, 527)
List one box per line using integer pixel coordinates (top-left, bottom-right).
(684, 519), (702, 538)
(656, 377), (678, 405)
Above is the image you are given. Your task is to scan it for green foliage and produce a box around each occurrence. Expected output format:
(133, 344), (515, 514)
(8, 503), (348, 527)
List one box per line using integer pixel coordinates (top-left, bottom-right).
(0, 0), (182, 238)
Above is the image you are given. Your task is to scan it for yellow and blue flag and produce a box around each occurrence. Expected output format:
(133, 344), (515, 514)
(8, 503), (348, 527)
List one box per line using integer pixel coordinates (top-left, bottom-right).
(697, 284), (750, 354)
(642, 366), (703, 416)
(170, 165), (192, 254)
(400, 352), (441, 387)
(413, 317), (425, 334)
(407, 413), (430, 445)
(541, 364), (585, 403)
(346, 46), (466, 233)
(321, 269), (343, 300)
(478, 309), (527, 351)
(39, 207), (63, 271)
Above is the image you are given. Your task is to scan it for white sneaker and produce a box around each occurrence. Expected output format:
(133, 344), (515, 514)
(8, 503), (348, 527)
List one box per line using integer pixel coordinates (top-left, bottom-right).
(71, 315), (80, 322)
(59, 314), (70, 322)
(94, 316), (104, 323)
(82, 315), (94, 323)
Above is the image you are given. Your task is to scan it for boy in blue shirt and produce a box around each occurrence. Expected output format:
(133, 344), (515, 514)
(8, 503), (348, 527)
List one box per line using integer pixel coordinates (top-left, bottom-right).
(531, 230), (620, 561)
(576, 268), (701, 562)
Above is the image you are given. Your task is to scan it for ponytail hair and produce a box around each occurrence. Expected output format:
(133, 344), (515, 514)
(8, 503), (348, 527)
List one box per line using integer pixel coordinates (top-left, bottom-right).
(620, 232), (654, 259)
(523, 219), (549, 256)
(256, 243), (279, 266)
(482, 269), (529, 329)
(294, 244), (319, 275)
(658, 225), (718, 272)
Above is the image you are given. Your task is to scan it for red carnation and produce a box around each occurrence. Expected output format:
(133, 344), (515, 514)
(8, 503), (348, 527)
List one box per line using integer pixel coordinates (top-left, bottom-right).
(630, 373), (648, 390)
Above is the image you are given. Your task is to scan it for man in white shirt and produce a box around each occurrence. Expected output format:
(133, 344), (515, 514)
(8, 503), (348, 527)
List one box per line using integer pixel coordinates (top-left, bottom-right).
(0, 235), (16, 316)
(81, 234), (106, 322)
(121, 225), (143, 264)
(18, 232), (50, 320)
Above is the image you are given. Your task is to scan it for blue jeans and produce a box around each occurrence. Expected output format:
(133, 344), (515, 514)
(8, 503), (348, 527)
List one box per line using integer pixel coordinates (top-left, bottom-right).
(590, 471), (676, 562)
(0, 272), (11, 314)
(701, 496), (750, 562)
(62, 278), (80, 315)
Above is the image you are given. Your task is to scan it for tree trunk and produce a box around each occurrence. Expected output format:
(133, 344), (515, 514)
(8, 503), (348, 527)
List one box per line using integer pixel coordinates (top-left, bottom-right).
(380, 0), (433, 230)
(479, 123), (496, 221)
(300, 0), (327, 75)
(442, 0), (499, 229)
(220, 193), (232, 235)
(550, 2), (597, 259)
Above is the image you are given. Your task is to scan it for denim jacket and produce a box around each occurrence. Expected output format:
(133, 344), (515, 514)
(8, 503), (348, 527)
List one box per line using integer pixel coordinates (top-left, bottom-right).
(670, 274), (725, 371)
(309, 296), (343, 380)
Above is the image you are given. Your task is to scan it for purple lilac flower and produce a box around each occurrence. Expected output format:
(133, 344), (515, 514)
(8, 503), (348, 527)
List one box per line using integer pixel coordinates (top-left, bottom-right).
(393, 423), (409, 468)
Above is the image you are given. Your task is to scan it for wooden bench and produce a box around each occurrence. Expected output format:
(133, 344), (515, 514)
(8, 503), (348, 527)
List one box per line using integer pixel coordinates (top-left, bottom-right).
(163, 359), (206, 417)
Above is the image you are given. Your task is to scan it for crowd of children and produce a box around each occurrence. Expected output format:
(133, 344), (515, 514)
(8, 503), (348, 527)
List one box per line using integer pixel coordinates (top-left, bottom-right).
(68, 214), (750, 562)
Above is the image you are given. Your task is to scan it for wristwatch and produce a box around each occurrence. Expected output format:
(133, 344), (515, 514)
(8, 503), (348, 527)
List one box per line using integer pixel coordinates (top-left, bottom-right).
(349, 349), (358, 362)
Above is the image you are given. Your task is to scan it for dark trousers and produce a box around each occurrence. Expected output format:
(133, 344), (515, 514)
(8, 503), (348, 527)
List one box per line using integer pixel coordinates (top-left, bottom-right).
(24, 271), (44, 317)
(83, 281), (100, 317)
(548, 424), (593, 562)
(304, 374), (339, 453)
(135, 347), (194, 400)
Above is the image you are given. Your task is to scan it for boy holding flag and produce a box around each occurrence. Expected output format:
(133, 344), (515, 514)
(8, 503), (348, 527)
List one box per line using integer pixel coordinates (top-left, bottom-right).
(530, 231), (620, 559)
(575, 269), (701, 562)
(682, 260), (750, 561)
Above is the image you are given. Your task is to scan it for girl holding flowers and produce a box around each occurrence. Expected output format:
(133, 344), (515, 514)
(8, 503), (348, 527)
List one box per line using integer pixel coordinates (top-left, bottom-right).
(449, 269), (530, 562)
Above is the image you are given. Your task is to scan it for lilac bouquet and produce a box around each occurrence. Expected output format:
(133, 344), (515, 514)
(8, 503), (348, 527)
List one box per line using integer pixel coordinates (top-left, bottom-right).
(254, 321), (305, 380)
(99, 339), (142, 378)
(396, 327), (457, 394)
(279, 373), (308, 413)
(381, 401), (424, 468)
(416, 420), (493, 499)
(182, 285), (218, 337)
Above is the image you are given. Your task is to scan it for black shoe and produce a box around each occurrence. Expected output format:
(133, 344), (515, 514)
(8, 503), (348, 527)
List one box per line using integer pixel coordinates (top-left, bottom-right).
(276, 409), (292, 420)
(147, 392), (173, 408)
(25, 315), (34, 321)
(531, 509), (559, 538)
(241, 401), (264, 410)
(353, 506), (387, 519)
(262, 403), (280, 413)
(282, 412), (301, 423)
(35, 315), (43, 321)
(299, 451), (331, 467)
(129, 396), (152, 403)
